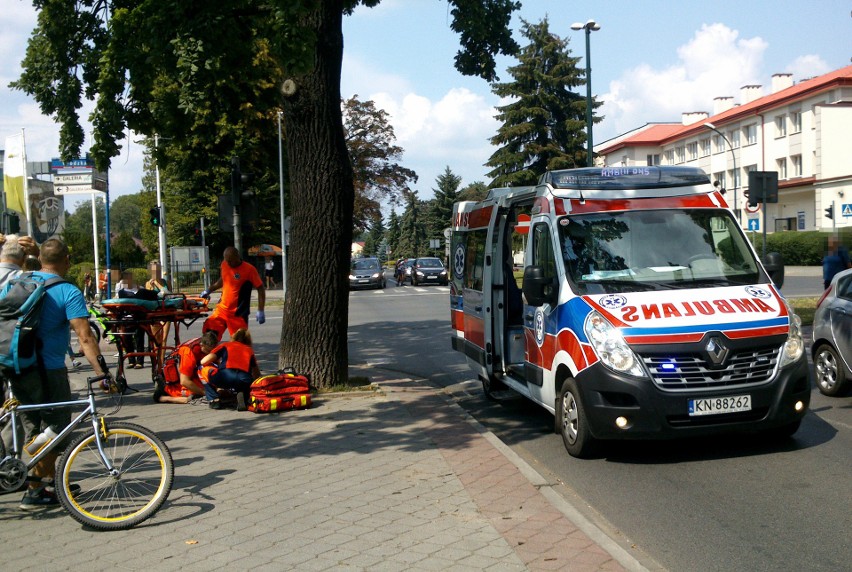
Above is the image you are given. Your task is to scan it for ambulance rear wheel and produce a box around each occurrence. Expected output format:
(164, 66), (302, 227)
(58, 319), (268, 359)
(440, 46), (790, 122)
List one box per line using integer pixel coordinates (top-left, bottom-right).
(557, 379), (596, 458)
(481, 375), (506, 401)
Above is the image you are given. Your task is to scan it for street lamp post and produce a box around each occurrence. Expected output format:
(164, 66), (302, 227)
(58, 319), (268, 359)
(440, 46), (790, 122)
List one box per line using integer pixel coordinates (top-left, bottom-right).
(277, 111), (288, 297)
(154, 134), (170, 288)
(703, 122), (739, 226)
(571, 19), (600, 167)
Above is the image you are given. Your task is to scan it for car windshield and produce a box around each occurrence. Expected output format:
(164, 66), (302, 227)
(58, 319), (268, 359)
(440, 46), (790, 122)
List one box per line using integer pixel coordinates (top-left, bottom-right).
(417, 258), (444, 268)
(558, 209), (763, 294)
(352, 259), (380, 271)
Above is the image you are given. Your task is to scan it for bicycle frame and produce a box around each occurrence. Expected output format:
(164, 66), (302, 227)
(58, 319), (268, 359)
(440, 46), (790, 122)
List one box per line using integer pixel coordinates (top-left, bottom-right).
(1, 378), (116, 476)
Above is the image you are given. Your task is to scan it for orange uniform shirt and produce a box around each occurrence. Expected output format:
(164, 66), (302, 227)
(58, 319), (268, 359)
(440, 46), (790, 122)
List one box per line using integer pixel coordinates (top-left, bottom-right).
(216, 261), (263, 319)
(210, 341), (257, 373)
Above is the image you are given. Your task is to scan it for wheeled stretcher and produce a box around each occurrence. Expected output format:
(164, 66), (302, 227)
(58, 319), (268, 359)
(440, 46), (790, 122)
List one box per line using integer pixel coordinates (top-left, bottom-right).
(99, 294), (209, 389)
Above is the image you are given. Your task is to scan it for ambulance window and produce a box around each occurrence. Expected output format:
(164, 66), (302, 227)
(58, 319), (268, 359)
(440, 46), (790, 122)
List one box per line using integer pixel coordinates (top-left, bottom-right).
(531, 223), (557, 283)
(464, 230), (487, 291)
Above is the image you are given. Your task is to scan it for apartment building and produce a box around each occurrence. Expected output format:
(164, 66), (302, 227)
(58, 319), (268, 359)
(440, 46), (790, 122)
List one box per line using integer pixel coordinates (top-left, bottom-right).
(595, 65), (852, 232)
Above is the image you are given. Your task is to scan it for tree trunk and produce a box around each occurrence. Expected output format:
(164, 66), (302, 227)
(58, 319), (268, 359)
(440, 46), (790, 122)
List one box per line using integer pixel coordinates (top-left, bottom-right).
(279, 1), (353, 388)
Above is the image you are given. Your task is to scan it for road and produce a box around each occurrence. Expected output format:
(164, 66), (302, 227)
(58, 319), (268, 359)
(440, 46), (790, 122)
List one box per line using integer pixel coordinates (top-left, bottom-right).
(345, 278), (852, 572)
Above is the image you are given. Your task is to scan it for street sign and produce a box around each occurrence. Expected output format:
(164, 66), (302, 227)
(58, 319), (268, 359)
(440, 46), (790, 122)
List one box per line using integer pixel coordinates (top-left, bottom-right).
(54, 173), (93, 185)
(842, 204), (852, 218)
(54, 185), (102, 195)
(747, 218), (760, 231)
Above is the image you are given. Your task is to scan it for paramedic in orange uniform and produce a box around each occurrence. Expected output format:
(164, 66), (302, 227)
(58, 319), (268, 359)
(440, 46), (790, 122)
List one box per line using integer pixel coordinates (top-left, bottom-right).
(199, 328), (261, 410)
(154, 331), (218, 404)
(201, 247), (266, 340)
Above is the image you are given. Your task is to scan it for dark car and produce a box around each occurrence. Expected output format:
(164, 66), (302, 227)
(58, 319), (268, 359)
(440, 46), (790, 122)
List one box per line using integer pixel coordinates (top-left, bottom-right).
(812, 267), (852, 396)
(349, 258), (386, 290)
(409, 257), (448, 286)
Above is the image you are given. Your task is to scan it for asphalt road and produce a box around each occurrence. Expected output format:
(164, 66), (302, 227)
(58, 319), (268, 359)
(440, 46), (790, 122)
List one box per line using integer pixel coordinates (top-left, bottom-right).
(346, 279), (852, 572)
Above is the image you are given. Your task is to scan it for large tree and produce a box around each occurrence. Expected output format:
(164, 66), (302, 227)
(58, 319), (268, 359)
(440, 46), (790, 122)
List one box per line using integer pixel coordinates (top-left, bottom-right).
(485, 17), (598, 187)
(13, 0), (520, 387)
(343, 95), (417, 233)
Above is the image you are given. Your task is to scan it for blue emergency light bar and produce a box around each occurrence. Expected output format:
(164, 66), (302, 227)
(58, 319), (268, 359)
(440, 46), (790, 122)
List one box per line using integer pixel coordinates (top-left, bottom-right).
(541, 166), (710, 190)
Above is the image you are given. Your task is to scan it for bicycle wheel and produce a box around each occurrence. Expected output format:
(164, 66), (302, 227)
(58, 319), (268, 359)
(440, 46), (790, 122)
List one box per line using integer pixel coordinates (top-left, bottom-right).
(56, 422), (173, 530)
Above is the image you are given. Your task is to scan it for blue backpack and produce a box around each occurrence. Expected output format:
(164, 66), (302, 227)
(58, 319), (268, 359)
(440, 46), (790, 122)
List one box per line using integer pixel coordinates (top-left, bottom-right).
(0, 273), (66, 374)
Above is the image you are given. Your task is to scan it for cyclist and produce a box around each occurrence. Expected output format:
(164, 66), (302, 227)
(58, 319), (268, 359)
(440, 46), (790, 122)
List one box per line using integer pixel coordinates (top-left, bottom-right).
(2, 238), (110, 510)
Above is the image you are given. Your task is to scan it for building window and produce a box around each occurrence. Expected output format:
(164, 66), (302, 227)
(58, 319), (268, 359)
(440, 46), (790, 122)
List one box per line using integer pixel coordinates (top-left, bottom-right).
(647, 154), (660, 166)
(664, 150), (674, 164)
(713, 134), (725, 153)
(774, 115), (786, 137)
(744, 124), (757, 145)
(797, 211), (805, 230)
(729, 129), (740, 148)
(790, 110), (802, 133)
(777, 158), (787, 179)
(675, 146), (685, 163)
(791, 154), (802, 177)
(700, 138), (711, 157)
(728, 168), (740, 189)
(687, 142), (698, 161)
(714, 171), (726, 190)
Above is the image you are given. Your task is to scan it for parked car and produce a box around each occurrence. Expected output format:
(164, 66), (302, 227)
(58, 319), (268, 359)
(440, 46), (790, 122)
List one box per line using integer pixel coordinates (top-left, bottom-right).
(410, 257), (448, 286)
(812, 267), (852, 396)
(349, 258), (386, 290)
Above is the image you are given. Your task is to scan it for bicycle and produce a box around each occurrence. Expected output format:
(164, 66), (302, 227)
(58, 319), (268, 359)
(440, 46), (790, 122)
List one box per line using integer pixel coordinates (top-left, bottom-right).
(0, 369), (173, 530)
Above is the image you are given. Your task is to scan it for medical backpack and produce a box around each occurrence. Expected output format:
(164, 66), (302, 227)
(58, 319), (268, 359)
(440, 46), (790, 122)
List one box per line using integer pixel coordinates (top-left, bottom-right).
(247, 370), (312, 413)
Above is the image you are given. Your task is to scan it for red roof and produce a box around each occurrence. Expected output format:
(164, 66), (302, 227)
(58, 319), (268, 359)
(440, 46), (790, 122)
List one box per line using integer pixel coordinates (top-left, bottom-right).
(598, 65), (852, 153)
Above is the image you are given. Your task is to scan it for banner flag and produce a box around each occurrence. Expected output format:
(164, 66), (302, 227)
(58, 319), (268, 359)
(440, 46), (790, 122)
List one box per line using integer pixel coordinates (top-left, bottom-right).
(3, 133), (27, 213)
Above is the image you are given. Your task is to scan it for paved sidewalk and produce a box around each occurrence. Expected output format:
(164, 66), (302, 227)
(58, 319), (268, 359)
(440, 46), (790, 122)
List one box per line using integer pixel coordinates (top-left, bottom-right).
(0, 364), (651, 571)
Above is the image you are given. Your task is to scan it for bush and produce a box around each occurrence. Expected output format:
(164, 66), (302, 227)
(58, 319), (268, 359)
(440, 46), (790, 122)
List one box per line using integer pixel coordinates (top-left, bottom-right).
(745, 229), (852, 266)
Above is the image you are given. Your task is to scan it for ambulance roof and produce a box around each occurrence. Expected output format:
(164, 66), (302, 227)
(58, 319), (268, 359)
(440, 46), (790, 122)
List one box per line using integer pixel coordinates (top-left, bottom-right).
(540, 166), (709, 190)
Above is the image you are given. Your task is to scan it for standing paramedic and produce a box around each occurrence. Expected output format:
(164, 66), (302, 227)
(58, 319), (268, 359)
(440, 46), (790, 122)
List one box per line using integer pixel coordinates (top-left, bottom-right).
(4, 238), (110, 510)
(201, 246), (266, 341)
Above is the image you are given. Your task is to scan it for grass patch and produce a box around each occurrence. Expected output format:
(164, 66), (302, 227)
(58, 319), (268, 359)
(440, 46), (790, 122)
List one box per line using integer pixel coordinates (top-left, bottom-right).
(316, 376), (376, 394)
(789, 296), (819, 326)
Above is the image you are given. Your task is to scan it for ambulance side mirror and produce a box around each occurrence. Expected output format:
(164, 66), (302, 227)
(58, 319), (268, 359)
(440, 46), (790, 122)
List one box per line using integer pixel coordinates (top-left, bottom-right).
(522, 266), (556, 307)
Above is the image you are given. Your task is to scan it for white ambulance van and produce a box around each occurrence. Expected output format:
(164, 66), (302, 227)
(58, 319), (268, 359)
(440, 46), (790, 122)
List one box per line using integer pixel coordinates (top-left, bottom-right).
(450, 166), (809, 457)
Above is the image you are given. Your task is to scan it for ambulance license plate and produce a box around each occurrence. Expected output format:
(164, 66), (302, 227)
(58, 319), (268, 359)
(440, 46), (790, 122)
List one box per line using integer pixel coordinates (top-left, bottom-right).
(688, 395), (751, 416)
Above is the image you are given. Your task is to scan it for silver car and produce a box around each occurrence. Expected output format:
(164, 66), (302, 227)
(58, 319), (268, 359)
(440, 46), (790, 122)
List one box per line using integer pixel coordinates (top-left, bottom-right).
(812, 267), (852, 396)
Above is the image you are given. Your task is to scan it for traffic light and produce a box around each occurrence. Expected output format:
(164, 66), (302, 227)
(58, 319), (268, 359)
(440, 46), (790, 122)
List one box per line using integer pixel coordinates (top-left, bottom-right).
(149, 206), (161, 226)
(2, 211), (20, 234)
(825, 205), (834, 220)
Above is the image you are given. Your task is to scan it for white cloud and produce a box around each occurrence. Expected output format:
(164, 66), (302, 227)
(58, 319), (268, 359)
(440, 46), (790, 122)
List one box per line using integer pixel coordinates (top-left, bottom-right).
(367, 87), (497, 190)
(599, 23), (769, 140)
(784, 54), (830, 80)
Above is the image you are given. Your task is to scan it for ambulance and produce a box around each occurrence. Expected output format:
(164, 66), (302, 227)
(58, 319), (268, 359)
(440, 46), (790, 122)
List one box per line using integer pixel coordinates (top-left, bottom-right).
(449, 166), (810, 457)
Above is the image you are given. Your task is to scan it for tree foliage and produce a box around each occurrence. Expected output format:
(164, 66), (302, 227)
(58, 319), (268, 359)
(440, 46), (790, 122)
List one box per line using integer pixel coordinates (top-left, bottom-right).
(485, 17), (599, 187)
(343, 96), (417, 232)
(14, 0), (521, 387)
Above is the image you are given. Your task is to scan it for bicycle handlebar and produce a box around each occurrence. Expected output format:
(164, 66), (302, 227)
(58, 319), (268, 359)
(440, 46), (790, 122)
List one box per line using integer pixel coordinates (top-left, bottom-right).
(87, 373), (111, 385)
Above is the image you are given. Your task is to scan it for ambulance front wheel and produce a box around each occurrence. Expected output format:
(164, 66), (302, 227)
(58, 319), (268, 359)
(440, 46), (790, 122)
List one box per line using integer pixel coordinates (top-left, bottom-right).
(557, 379), (596, 458)
(480, 375), (506, 401)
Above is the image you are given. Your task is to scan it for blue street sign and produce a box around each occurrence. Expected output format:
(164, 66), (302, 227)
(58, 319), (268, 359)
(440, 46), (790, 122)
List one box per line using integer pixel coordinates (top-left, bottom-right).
(747, 218), (760, 231)
(842, 204), (852, 218)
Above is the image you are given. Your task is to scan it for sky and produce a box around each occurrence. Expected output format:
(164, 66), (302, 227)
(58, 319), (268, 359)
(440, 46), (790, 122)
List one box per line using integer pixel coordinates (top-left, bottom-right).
(1, 0), (850, 213)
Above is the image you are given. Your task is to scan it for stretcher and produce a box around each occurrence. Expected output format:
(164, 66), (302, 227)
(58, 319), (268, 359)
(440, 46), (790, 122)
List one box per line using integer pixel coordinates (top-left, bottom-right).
(99, 294), (209, 389)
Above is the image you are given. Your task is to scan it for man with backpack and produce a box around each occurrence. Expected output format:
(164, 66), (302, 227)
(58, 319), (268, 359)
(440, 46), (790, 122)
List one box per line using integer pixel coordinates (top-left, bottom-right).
(1, 238), (110, 510)
(0, 233), (40, 287)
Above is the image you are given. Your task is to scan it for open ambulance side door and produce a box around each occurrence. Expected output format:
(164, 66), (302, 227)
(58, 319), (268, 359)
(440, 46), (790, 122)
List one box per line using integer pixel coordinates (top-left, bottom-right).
(450, 202), (499, 380)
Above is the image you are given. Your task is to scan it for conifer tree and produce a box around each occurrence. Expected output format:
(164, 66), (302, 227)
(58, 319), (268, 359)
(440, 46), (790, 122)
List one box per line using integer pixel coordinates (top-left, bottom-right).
(485, 17), (600, 187)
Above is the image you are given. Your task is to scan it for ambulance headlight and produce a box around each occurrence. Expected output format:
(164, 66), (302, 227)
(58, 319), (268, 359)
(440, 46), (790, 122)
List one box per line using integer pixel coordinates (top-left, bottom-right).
(584, 312), (646, 377)
(779, 310), (804, 367)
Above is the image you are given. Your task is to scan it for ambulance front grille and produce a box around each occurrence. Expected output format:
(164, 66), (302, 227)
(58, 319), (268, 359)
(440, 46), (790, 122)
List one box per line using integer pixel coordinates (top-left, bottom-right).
(642, 346), (780, 390)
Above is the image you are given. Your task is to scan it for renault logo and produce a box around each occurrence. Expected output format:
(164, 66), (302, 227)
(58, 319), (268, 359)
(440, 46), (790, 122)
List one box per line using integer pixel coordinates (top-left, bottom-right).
(705, 337), (729, 365)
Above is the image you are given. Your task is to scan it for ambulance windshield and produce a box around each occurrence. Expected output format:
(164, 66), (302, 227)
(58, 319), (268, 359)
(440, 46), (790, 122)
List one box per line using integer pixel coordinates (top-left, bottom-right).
(558, 209), (763, 294)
